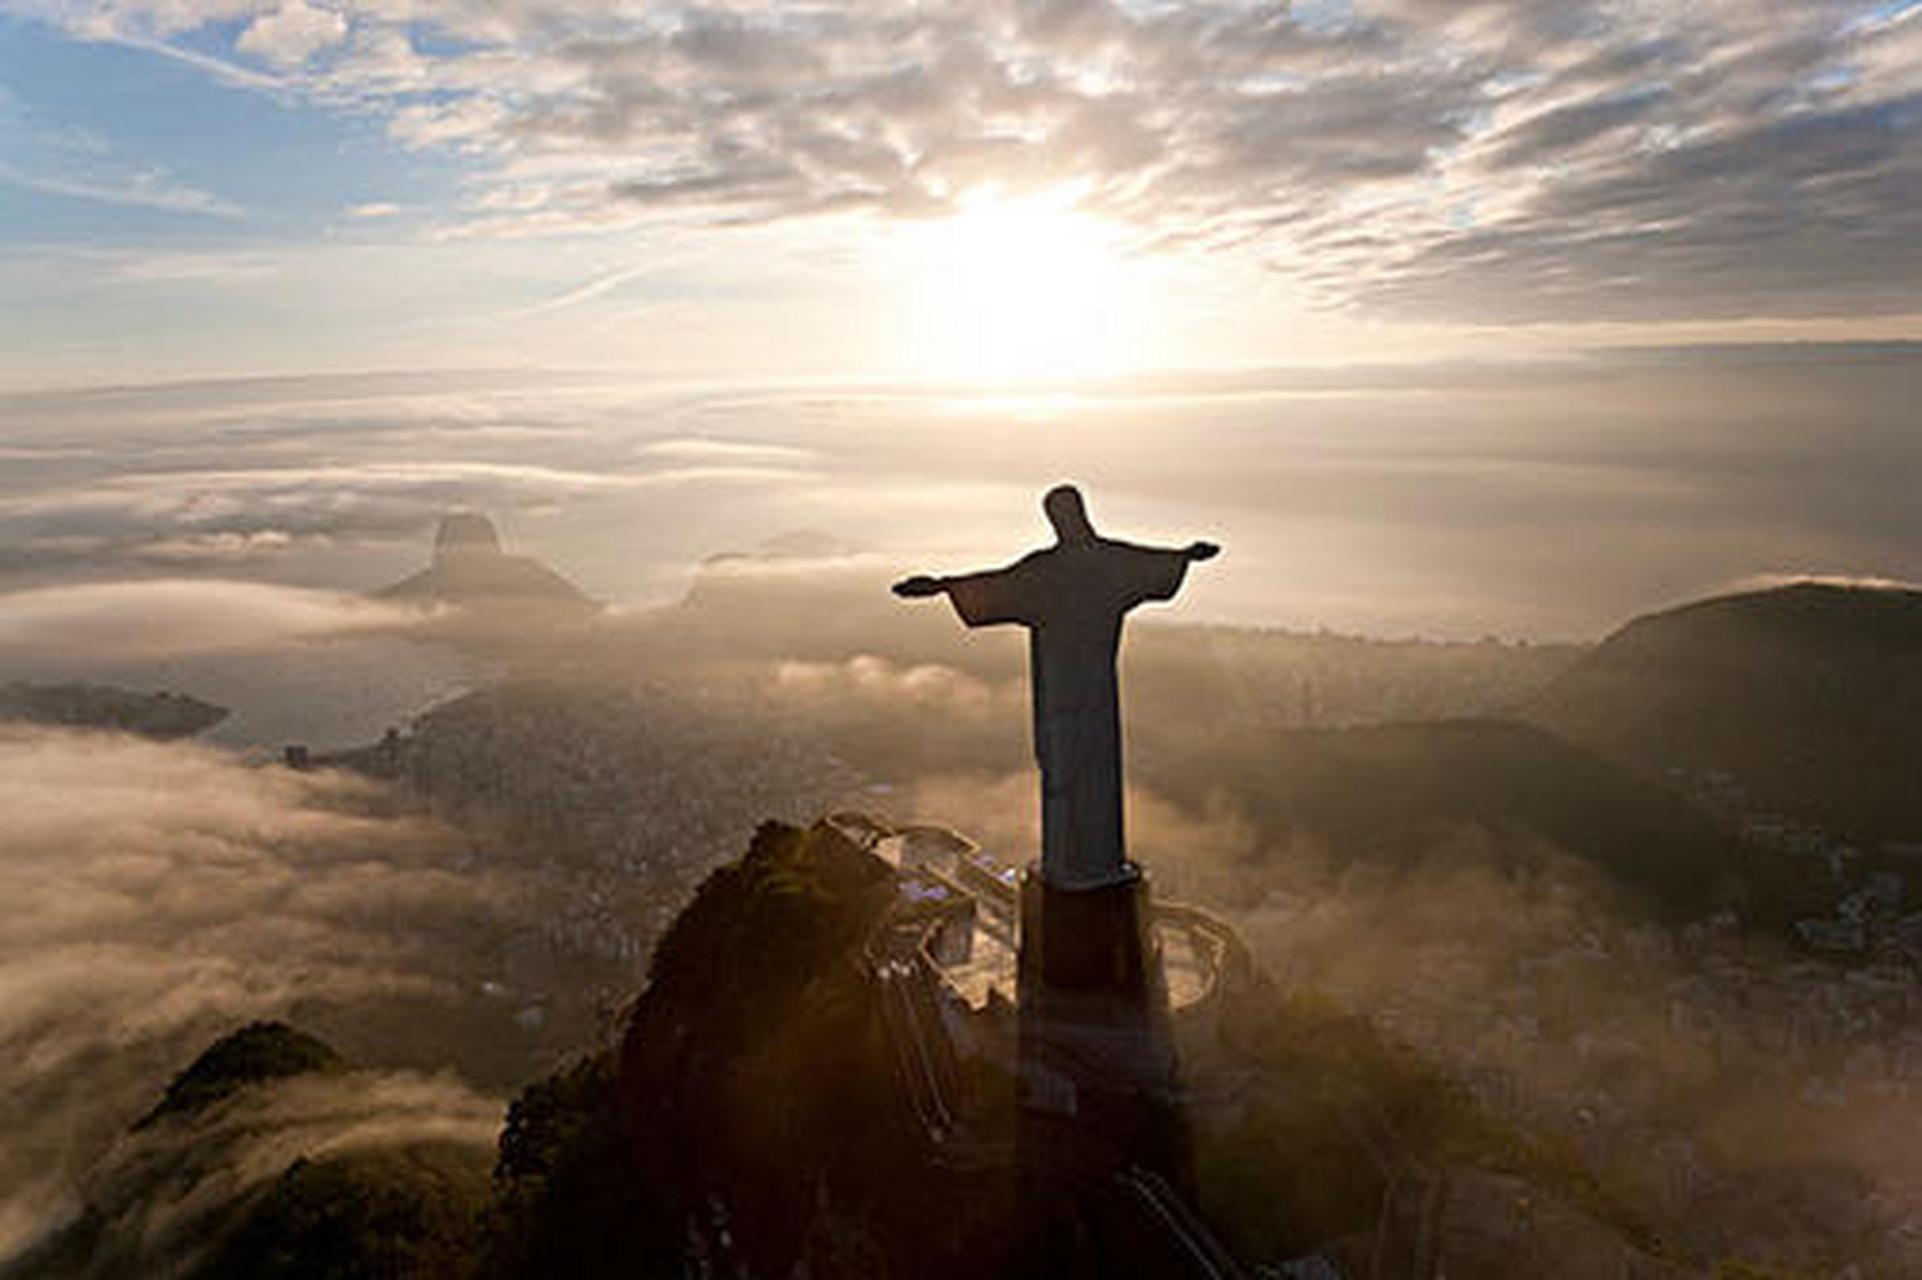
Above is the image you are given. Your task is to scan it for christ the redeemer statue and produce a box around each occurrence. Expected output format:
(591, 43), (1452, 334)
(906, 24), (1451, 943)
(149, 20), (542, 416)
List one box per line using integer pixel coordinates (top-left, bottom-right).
(894, 485), (1218, 890)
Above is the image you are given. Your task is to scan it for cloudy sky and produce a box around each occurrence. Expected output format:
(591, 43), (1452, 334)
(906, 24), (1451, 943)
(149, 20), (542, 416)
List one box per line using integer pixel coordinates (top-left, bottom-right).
(4, 0), (1921, 386)
(2, 1), (1921, 640)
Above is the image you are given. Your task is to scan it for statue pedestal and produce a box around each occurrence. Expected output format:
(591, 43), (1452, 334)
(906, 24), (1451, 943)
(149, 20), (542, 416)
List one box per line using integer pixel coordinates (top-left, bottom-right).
(1015, 863), (1186, 1186)
(1018, 862), (1160, 996)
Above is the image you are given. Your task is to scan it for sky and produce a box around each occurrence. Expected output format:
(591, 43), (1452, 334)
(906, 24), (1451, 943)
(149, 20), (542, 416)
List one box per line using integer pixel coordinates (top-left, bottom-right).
(3, 1), (1922, 641)
(3, 0), (1922, 386)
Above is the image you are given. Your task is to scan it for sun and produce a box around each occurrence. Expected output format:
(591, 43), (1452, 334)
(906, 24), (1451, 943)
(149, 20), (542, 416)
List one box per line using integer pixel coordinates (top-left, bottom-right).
(907, 188), (1138, 384)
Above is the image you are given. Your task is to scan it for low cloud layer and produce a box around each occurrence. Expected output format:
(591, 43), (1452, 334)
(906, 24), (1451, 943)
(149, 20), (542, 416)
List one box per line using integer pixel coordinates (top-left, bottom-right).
(903, 770), (1922, 1271)
(28, 0), (1922, 322)
(6, 356), (1922, 642)
(0, 579), (414, 666)
(773, 654), (1016, 721)
(0, 580), (475, 747)
(25, 1070), (499, 1278)
(1216, 829), (1922, 1272)
(0, 728), (516, 1261)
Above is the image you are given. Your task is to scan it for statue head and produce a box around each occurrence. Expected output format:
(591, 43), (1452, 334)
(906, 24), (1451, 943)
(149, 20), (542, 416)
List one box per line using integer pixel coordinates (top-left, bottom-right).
(1044, 484), (1096, 546)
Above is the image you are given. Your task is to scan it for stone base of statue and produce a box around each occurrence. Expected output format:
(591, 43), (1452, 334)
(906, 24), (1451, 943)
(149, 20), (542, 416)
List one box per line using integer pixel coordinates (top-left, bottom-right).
(1014, 863), (1188, 1193)
(1017, 861), (1161, 996)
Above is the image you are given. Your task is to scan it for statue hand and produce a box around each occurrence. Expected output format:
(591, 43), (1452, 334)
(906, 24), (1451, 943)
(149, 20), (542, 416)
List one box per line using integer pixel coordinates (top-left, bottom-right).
(892, 575), (946, 598)
(1186, 541), (1220, 562)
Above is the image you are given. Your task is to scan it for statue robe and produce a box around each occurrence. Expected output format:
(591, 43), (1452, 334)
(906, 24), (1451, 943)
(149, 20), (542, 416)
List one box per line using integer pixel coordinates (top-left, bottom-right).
(943, 538), (1191, 888)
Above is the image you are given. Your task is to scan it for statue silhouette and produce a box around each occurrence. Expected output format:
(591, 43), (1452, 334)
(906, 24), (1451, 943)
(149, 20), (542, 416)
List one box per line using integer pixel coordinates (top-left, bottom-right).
(894, 485), (1218, 888)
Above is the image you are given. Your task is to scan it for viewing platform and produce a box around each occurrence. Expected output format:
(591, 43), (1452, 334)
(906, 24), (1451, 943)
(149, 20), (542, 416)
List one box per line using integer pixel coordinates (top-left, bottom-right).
(855, 819), (1242, 1021)
(835, 814), (1252, 1277)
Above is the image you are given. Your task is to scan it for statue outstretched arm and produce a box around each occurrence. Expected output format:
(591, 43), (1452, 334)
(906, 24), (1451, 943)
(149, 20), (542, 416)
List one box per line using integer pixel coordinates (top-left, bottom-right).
(892, 574), (948, 598)
(1112, 537), (1219, 608)
(894, 558), (1041, 627)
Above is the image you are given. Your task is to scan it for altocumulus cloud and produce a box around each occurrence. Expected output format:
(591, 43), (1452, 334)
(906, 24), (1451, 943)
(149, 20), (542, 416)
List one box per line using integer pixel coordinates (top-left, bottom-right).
(0, 728), (512, 1262)
(25, 0), (1922, 321)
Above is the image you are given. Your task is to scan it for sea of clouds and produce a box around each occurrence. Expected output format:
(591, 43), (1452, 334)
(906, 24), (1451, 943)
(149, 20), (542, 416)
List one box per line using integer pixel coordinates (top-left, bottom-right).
(3, 352), (1921, 645)
(0, 728), (514, 1262)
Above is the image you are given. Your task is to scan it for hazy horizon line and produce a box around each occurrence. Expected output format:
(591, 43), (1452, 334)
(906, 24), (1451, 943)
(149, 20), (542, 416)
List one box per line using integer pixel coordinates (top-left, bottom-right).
(7, 338), (1922, 403)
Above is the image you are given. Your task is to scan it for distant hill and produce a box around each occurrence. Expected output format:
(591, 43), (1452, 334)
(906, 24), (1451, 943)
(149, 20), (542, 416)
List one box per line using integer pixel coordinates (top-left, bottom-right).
(378, 513), (596, 613)
(136, 1022), (344, 1129)
(7, 1024), (491, 1280)
(1146, 719), (1775, 923)
(1529, 582), (1922, 842)
(0, 681), (228, 739)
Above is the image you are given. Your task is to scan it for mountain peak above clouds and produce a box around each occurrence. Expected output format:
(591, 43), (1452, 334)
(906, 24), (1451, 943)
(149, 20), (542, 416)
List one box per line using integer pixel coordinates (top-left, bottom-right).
(378, 513), (596, 613)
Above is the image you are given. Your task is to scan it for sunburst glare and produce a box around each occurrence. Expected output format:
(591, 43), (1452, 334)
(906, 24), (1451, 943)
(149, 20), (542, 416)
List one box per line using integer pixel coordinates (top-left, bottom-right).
(905, 188), (1145, 384)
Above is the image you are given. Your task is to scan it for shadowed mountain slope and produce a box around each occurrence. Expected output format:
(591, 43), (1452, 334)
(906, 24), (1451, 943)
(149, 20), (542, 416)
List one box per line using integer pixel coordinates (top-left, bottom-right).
(191, 1143), (491, 1280)
(136, 1022), (345, 1129)
(1145, 719), (1770, 923)
(485, 818), (1668, 1279)
(1529, 582), (1922, 841)
(6, 1026), (492, 1280)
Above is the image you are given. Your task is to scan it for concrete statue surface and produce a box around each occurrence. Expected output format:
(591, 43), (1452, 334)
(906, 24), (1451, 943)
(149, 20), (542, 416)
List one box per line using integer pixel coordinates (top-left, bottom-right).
(894, 484), (1218, 889)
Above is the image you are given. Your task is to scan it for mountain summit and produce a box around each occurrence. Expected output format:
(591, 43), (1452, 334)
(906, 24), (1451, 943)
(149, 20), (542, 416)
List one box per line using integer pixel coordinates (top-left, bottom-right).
(1530, 580), (1922, 840)
(434, 512), (504, 559)
(378, 513), (595, 612)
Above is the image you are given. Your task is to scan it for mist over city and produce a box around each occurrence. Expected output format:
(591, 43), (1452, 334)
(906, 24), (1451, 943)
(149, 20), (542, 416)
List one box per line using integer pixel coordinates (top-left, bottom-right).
(5, 1), (1922, 1277)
